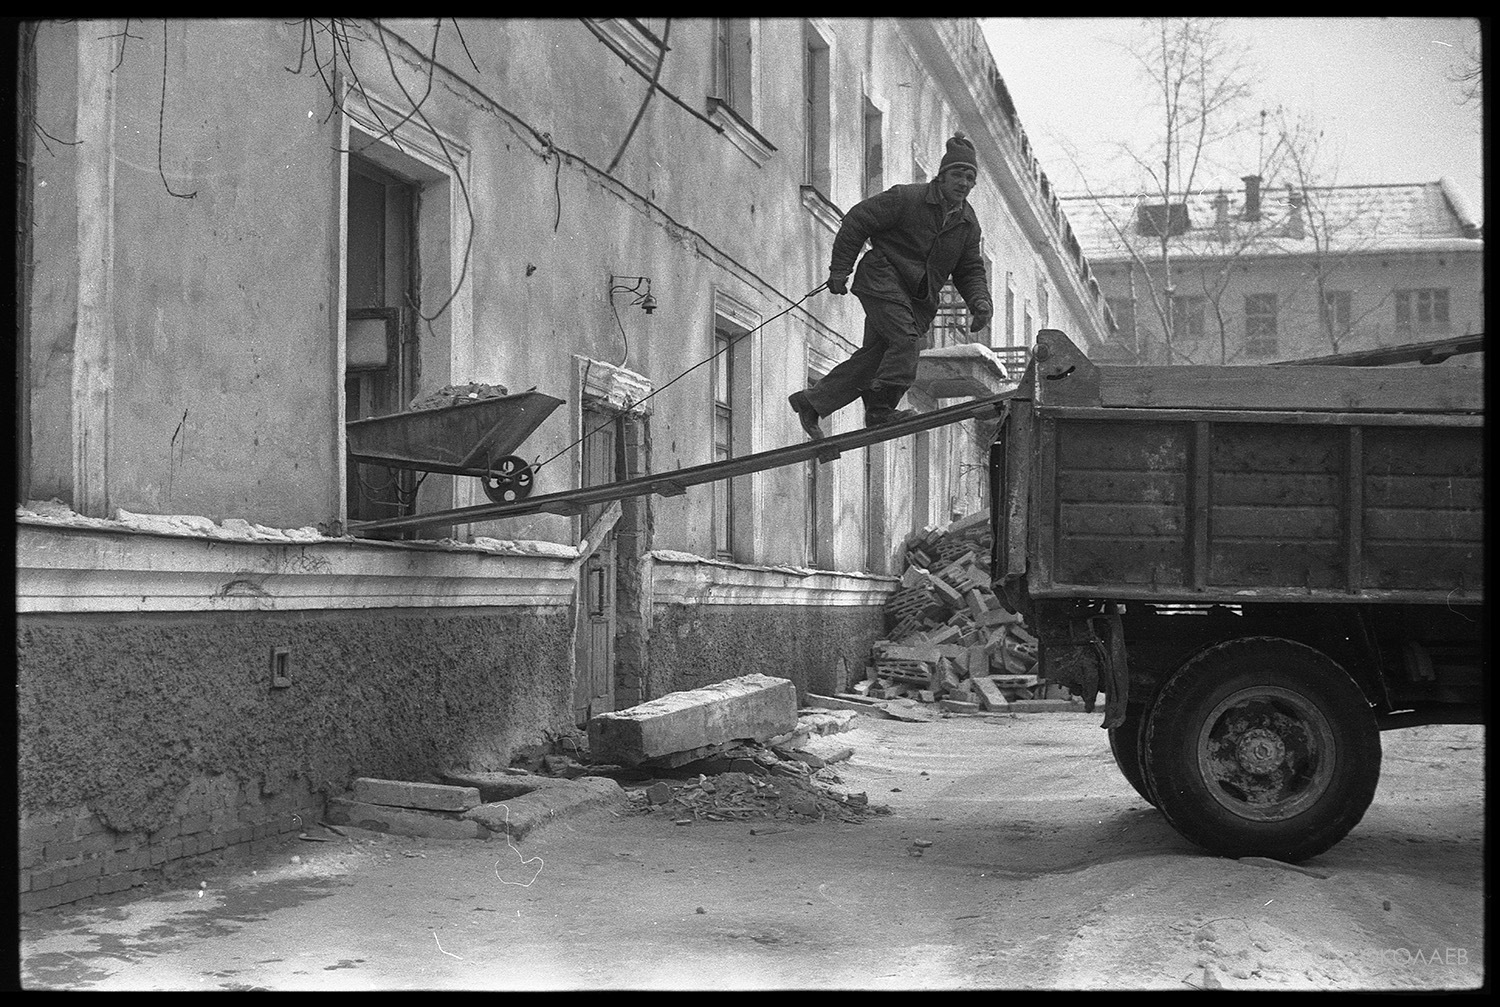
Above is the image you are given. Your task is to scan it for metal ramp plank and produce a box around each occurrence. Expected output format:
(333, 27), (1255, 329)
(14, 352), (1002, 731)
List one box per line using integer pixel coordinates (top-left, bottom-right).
(350, 388), (1018, 535)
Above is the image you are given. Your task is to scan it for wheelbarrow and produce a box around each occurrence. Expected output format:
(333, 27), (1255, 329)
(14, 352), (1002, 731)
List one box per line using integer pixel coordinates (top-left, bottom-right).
(345, 390), (564, 503)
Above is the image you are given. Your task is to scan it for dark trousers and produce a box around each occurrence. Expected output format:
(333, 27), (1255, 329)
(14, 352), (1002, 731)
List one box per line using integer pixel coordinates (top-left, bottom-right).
(804, 293), (925, 417)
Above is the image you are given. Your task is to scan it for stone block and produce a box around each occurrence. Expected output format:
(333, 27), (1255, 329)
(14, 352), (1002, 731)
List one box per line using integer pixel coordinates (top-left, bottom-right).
(588, 673), (797, 768)
(51, 877), (100, 907)
(804, 693), (894, 718)
(29, 866), (61, 891)
(970, 676), (1009, 711)
(21, 890), (63, 913)
(43, 839), (82, 863)
(939, 699), (981, 714)
(439, 771), (587, 803)
(967, 645), (990, 678)
(463, 777), (627, 840)
(324, 799), (491, 841)
(978, 607), (1021, 627)
(350, 778), (482, 812)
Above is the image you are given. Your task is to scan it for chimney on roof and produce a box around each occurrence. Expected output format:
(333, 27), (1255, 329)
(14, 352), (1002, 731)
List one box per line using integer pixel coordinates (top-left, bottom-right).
(1213, 190), (1230, 242)
(1241, 174), (1262, 222)
(1286, 185), (1305, 240)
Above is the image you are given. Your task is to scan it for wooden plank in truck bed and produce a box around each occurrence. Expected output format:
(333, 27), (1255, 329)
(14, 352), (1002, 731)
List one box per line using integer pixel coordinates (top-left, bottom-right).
(1014, 330), (1484, 605)
(1094, 362), (1483, 413)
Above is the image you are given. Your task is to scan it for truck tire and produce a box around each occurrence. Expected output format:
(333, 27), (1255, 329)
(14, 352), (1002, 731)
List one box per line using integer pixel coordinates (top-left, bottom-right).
(1108, 704), (1157, 807)
(1142, 637), (1380, 863)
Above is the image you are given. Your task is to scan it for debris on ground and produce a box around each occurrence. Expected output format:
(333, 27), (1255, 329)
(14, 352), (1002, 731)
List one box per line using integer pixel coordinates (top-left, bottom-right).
(851, 509), (1080, 711)
(625, 739), (886, 825)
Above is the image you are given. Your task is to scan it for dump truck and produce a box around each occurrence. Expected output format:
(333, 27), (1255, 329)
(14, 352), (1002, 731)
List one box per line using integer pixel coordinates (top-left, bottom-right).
(990, 329), (1484, 862)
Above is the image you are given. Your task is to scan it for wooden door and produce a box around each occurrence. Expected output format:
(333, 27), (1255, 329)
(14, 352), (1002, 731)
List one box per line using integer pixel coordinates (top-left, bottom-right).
(575, 404), (619, 724)
(345, 157), (419, 527)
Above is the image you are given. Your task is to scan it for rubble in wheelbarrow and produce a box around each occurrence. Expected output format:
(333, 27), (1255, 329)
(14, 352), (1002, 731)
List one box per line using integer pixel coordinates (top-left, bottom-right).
(406, 381), (509, 411)
(850, 509), (1083, 714)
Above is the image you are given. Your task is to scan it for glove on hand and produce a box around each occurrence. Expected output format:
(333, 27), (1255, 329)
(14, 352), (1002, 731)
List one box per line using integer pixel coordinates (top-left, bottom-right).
(826, 272), (848, 296)
(969, 303), (993, 333)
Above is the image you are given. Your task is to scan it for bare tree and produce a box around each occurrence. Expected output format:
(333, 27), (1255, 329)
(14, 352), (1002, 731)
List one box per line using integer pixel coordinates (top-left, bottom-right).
(1449, 31), (1482, 109)
(1064, 18), (1257, 364)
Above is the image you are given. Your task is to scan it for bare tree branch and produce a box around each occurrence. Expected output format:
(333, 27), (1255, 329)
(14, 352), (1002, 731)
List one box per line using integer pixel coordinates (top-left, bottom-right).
(157, 20), (197, 199)
(101, 18), (143, 72)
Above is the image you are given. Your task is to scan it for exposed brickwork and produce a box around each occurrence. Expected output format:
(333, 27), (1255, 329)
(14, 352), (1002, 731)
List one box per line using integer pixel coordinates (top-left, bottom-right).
(18, 778), (323, 913)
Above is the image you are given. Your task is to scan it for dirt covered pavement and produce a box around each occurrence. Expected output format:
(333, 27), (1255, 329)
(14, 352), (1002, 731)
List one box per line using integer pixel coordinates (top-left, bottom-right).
(18, 712), (1484, 990)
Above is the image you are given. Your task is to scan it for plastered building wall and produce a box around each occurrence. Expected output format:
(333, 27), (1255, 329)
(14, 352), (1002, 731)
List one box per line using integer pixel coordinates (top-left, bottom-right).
(17, 18), (1108, 908)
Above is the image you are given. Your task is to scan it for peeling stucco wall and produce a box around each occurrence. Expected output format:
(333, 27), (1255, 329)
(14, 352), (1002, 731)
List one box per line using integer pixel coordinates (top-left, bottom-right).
(648, 603), (884, 703)
(16, 607), (575, 834)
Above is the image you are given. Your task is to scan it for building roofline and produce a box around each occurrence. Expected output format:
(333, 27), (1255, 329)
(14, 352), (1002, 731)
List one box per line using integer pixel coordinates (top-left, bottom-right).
(1082, 238), (1485, 264)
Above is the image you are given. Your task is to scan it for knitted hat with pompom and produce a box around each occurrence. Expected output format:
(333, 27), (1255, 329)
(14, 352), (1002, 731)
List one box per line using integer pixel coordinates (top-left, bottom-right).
(939, 132), (977, 175)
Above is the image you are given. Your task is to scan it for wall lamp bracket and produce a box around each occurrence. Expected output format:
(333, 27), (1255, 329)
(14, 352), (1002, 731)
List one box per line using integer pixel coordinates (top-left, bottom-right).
(609, 275), (657, 315)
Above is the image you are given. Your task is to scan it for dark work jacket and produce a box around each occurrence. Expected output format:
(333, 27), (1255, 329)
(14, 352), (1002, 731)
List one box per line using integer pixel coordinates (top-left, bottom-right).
(829, 180), (993, 331)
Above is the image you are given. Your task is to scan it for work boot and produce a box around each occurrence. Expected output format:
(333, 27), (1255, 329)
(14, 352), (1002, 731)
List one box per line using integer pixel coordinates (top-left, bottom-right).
(788, 390), (824, 440)
(865, 407), (919, 428)
(864, 386), (917, 428)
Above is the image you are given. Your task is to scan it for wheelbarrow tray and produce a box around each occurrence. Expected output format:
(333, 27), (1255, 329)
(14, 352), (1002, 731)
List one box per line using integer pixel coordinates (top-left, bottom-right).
(345, 390), (564, 476)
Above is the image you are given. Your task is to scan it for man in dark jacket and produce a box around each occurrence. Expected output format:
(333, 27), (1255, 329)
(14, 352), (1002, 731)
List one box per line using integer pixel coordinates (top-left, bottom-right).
(790, 132), (994, 438)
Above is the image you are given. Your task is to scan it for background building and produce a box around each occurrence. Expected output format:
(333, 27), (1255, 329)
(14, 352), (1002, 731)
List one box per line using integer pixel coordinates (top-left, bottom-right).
(1060, 176), (1483, 365)
(16, 17), (1107, 904)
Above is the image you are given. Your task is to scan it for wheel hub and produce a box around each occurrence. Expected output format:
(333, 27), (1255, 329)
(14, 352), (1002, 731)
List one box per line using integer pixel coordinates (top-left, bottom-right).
(1235, 727), (1286, 774)
(1197, 686), (1337, 822)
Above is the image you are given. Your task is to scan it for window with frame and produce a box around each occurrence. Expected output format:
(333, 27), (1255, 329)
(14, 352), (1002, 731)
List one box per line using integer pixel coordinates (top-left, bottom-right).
(803, 22), (831, 196)
(1244, 293), (1278, 354)
(1171, 295), (1206, 342)
(712, 18), (753, 116)
(712, 325), (736, 560)
(1005, 272), (1016, 343)
(862, 97), (884, 198)
(1394, 288), (1449, 335)
(1320, 290), (1352, 338)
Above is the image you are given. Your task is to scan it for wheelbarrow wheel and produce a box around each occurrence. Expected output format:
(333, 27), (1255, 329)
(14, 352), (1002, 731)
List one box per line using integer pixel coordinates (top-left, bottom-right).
(481, 456), (535, 503)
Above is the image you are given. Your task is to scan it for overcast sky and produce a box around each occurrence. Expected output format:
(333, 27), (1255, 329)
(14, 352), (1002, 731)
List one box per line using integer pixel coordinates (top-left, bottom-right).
(980, 17), (1484, 224)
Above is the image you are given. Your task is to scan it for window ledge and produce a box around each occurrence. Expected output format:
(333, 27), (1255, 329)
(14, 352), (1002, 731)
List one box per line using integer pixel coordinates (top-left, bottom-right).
(706, 97), (776, 167)
(590, 18), (667, 76)
(800, 185), (843, 234)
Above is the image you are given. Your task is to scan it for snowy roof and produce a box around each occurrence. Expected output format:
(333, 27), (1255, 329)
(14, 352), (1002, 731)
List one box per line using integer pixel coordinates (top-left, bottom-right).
(1059, 179), (1483, 263)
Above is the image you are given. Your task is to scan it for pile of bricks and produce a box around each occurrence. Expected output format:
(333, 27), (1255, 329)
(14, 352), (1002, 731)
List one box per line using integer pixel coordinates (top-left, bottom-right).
(857, 510), (1044, 713)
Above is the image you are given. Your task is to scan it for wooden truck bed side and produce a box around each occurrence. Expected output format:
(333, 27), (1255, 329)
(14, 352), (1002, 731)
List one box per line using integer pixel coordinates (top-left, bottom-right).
(995, 330), (1484, 606)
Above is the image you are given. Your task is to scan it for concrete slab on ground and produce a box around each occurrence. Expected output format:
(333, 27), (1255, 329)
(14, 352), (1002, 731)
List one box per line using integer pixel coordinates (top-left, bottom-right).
(588, 673), (798, 767)
(439, 771), (578, 803)
(462, 777), (627, 839)
(349, 778), (481, 811)
(324, 799), (492, 841)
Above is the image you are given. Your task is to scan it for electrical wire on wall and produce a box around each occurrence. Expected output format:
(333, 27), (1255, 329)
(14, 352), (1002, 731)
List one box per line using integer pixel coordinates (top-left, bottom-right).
(607, 276), (658, 368)
(527, 282), (829, 477)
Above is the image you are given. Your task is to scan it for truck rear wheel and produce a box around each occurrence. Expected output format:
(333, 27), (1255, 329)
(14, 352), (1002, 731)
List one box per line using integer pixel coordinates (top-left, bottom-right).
(1142, 637), (1380, 863)
(1108, 704), (1156, 807)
